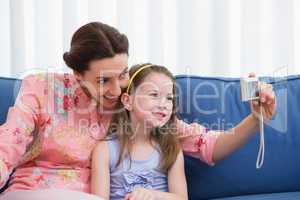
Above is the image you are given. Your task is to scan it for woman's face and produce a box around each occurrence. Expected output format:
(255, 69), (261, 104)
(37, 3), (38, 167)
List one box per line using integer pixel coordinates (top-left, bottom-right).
(76, 53), (129, 112)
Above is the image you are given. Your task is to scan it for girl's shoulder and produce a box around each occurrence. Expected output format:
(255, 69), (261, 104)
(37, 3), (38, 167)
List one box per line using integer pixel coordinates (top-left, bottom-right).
(93, 140), (110, 162)
(93, 136), (120, 163)
(105, 135), (120, 156)
(103, 135), (123, 169)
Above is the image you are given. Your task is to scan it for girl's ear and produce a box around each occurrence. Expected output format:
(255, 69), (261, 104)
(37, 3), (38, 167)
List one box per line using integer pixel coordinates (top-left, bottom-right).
(121, 93), (132, 111)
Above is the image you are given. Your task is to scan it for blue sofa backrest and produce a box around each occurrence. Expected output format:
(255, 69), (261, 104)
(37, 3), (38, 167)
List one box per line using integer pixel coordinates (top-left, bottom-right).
(0, 77), (21, 124)
(176, 75), (300, 199)
(1, 76), (300, 199)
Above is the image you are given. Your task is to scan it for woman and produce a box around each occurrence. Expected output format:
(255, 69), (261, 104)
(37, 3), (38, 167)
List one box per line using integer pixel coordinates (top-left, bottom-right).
(0, 22), (276, 199)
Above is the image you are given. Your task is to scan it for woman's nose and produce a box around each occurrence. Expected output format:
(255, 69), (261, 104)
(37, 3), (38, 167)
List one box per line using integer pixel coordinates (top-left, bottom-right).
(109, 79), (122, 96)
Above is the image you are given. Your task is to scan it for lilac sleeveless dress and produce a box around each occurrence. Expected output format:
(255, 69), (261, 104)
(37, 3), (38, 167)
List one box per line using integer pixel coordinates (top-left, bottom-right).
(107, 138), (168, 200)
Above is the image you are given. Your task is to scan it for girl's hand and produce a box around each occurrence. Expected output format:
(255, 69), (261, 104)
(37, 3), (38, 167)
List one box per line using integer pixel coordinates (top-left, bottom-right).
(249, 73), (277, 122)
(124, 188), (156, 200)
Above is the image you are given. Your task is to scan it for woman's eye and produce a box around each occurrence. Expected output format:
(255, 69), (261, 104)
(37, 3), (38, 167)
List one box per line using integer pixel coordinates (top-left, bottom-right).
(97, 78), (109, 85)
(119, 71), (129, 79)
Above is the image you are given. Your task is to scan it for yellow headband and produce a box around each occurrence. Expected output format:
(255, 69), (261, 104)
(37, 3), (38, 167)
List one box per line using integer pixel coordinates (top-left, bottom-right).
(126, 64), (153, 93)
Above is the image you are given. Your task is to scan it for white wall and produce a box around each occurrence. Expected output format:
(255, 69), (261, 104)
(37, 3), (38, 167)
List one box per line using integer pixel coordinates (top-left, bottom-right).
(0, 0), (299, 78)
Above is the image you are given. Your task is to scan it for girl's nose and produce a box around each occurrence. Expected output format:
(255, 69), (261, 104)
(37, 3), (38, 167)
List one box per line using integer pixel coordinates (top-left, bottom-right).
(158, 98), (168, 109)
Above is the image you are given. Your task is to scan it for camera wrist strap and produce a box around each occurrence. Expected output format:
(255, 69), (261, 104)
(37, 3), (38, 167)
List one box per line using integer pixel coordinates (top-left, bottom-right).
(256, 103), (265, 169)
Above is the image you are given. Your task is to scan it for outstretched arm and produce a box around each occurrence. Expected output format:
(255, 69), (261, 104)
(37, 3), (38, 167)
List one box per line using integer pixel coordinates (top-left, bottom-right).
(213, 81), (276, 162)
(177, 81), (276, 164)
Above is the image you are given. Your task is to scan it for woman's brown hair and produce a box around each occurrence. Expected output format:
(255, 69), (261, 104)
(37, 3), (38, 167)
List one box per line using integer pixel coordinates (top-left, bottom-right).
(107, 63), (180, 172)
(63, 22), (129, 74)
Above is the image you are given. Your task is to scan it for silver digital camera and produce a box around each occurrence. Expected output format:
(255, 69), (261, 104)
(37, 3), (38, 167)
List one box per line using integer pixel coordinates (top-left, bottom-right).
(240, 77), (260, 102)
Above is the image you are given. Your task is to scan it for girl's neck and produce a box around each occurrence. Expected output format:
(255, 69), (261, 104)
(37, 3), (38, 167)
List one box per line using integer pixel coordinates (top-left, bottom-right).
(130, 121), (151, 144)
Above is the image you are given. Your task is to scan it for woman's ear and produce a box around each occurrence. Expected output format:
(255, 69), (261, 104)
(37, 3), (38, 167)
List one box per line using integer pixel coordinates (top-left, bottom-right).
(74, 71), (83, 82)
(121, 93), (132, 111)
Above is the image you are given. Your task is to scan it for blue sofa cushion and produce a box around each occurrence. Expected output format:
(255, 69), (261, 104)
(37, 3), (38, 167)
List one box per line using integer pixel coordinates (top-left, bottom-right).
(0, 77), (21, 193)
(176, 75), (300, 200)
(0, 77), (21, 124)
(212, 191), (300, 200)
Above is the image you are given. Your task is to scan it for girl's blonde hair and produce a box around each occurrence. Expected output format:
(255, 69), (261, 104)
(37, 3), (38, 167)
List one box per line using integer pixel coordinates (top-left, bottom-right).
(107, 63), (180, 172)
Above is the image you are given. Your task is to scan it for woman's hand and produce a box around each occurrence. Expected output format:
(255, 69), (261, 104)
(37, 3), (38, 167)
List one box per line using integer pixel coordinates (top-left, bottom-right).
(249, 73), (277, 122)
(124, 188), (156, 200)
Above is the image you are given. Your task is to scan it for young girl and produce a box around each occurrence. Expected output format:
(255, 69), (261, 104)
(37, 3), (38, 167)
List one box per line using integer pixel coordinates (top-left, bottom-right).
(91, 64), (188, 200)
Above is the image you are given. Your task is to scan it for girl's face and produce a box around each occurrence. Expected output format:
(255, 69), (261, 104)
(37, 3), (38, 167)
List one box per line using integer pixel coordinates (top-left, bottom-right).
(125, 72), (174, 128)
(75, 53), (129, 111)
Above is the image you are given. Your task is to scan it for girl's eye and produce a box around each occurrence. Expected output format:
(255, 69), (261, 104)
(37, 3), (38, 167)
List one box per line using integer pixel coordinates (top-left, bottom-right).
(149, 93), (159, 97)
(167, 96), (174, 101)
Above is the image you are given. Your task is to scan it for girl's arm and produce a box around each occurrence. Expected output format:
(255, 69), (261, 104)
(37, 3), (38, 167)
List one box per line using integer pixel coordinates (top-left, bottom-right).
(125, 150), (188, 200)
(91, 141), (110, 200)
(165, 150), (188, 200)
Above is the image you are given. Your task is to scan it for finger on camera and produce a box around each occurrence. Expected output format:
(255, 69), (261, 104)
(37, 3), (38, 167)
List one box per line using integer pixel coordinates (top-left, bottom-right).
(248, 72), (256, 78)
(260, 83), (273, 91)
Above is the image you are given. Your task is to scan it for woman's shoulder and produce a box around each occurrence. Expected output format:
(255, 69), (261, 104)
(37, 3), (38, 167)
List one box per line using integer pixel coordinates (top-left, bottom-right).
(20, 73), (76, 91)
(22, 72), (76, 84)
(21, 72), (80, 97)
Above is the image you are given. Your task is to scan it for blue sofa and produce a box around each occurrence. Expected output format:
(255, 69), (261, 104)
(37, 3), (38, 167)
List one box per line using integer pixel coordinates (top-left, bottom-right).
(0, 75), (300, 199)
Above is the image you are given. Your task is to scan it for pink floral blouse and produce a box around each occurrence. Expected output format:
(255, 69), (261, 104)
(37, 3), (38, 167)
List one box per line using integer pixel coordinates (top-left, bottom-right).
(0, 73), (219, 194)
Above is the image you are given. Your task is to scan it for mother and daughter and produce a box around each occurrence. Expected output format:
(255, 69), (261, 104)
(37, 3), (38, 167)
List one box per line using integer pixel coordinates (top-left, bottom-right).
(0, 22), (276, 200)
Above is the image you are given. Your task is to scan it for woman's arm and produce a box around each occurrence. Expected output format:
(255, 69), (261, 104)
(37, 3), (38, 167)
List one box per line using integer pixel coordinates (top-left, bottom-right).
(91, 141), (110, 200)
(125, 150), (188, 200)
(213, 82), (276, 163)
(177, 81), (276, 165)
(212, 114), (258, 162)
(0, 75), (45, 189)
